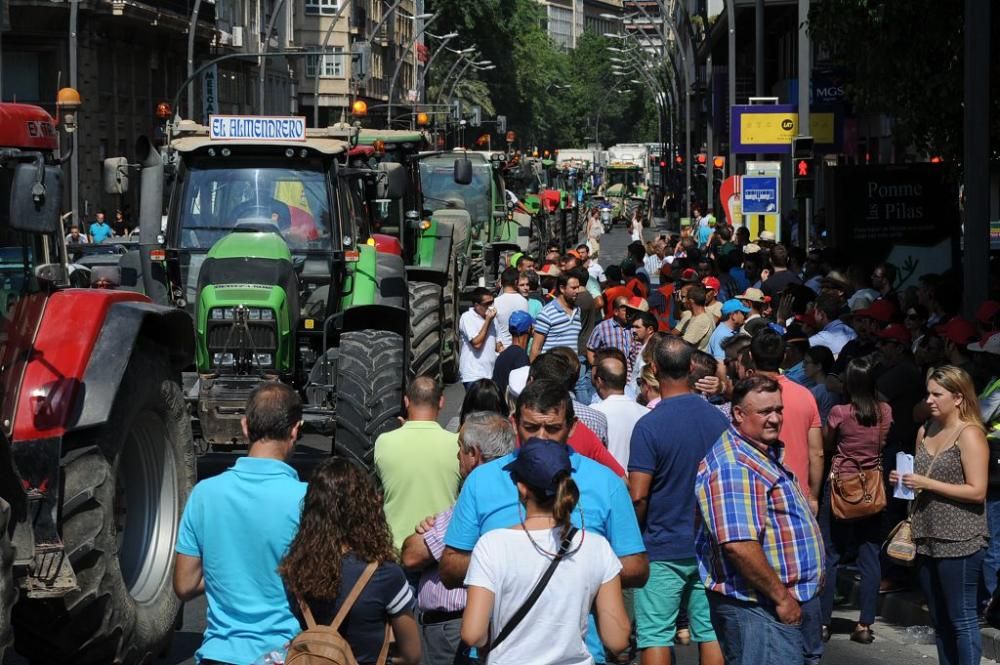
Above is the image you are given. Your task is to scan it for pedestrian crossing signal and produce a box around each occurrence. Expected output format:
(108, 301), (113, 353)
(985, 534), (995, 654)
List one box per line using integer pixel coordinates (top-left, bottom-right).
(797, 159), (810, 177)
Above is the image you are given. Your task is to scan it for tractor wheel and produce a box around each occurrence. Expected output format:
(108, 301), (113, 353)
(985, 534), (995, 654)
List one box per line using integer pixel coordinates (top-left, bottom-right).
(408, 281), (442, 381)
(441, 263), (460, 384)
(13, 343), (195, 664)
(335, 330), (404, 470)
(0, 498), (15, 662)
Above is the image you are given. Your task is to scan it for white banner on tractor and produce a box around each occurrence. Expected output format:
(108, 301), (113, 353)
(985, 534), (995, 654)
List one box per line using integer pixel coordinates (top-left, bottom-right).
(209, 115), (307, 141)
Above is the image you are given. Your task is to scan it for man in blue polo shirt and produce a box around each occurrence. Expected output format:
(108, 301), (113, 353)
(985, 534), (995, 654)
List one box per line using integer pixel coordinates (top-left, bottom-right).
(174, 383), (307, 664)
(439, 380), (647, 663)
(629, 336), (729, 665)
(530, 272), (582, 361)
(88, 210), (112, 243)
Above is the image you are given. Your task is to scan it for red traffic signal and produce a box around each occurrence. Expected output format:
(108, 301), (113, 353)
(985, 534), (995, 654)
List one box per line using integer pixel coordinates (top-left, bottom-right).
(712, 156), (725, 169)
(797, 159), (811, 177)
(696, 153), (707, 165)
(659, 160), (667, 168)
(674, 155), (684, 165)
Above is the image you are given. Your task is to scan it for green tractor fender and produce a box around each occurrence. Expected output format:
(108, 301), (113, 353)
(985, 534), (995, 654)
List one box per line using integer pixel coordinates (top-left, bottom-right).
(416, 215), (454, 274)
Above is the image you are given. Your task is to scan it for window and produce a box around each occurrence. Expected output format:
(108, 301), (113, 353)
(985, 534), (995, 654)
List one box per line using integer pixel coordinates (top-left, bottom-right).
(304, 0), (339, 15)
(305, 48), (345, 78)
(548, 5), (573, 48)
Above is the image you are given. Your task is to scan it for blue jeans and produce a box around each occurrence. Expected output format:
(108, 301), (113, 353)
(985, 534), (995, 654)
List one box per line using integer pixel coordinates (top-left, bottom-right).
(918, 549), (985, 665)
(820, 485), (882, 626)
(981, 493), (1000, 606)
(574, 359), (596, 405)
(708, 592), (821, 665)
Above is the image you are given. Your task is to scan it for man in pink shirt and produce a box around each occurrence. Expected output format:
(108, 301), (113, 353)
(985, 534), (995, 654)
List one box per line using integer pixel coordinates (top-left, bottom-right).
(749, 328), (823, 513)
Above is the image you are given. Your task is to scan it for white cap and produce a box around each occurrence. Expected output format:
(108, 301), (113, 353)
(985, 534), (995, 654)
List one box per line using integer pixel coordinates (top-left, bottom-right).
(507, 366), (531, 399)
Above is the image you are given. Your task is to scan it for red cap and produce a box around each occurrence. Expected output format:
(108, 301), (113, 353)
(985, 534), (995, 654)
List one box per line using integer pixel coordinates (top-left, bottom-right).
(701, 276), (721, 292)
(854, 299), (898, 323)
(659, 263), (673, 278)
(876, 323), (912, 346)
(977, 300), (1000, 327)
(935, 317), (978, 346)
(680, 268), (699, 283)
(625, 296), (650, 312)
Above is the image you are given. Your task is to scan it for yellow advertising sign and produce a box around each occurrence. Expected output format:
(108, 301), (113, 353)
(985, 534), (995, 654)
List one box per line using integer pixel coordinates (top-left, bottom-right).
(739, 112), (836, 146)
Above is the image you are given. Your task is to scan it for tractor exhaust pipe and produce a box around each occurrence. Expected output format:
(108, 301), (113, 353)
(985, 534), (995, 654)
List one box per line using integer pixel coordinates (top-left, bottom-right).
(135, 136), (168, 305)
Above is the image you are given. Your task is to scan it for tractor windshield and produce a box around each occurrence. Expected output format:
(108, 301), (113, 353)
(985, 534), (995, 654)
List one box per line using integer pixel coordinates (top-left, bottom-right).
(419, 157), (491, 223)
(177, 162), (333, 251)
(608, 169), (637, 190)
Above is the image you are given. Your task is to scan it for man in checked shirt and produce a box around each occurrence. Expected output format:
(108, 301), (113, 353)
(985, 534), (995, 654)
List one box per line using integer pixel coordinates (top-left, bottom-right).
(401, 412), (517, 665)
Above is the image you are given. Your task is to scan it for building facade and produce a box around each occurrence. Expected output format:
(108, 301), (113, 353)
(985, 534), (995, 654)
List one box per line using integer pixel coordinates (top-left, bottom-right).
(539, 0), (623, 49)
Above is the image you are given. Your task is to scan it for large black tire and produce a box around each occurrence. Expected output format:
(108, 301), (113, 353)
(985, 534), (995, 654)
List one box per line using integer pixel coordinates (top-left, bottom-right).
(335, 330), (404, 470)
(0, 498), (15, 662)
(441, 264), (460, 384)
(13, 343), (195, 664)
(408, 281), (442, 381)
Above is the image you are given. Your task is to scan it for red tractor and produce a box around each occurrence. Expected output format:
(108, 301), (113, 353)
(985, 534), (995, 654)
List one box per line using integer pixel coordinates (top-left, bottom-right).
(0, 99), (196, 663)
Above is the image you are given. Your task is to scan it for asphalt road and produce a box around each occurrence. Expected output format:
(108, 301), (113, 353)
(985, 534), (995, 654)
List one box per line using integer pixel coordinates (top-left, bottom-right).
(5, 220), (986, 664)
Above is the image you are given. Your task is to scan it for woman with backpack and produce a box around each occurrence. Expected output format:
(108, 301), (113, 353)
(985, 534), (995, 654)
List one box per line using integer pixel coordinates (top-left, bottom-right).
(460, 438), (630, 664)
(279, 458), (421, 665)
(819, 356), (892, 645)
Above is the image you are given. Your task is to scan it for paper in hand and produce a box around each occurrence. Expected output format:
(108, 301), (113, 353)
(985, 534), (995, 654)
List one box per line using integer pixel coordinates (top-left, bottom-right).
(894, 452), (915, 500)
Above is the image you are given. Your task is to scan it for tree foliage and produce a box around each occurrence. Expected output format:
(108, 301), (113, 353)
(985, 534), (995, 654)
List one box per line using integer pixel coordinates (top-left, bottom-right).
(808, 0), (999, 160)
(425, 0), (657, 149)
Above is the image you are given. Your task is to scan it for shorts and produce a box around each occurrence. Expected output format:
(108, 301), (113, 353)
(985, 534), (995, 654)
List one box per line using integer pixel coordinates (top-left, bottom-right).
(634, 558), (717, 648)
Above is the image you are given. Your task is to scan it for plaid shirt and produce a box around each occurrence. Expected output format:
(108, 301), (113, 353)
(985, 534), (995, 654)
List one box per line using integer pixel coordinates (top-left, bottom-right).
(587, 318), (637, 373)
(573, 400), (609, 447)
(695, 427), (824, 604)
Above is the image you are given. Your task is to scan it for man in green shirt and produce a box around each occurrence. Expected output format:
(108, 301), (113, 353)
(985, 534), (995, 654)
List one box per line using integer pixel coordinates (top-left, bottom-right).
(375, 376), (461, 549)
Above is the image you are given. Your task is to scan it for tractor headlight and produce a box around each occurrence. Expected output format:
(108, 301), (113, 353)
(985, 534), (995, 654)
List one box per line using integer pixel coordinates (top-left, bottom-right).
(209, 307), (236, 321)
(254, 353), (273, 366)
(212, 352), (235, 367)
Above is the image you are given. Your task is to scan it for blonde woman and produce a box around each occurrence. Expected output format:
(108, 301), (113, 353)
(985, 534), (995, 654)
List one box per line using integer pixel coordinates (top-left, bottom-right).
(890, 365), (988, 665)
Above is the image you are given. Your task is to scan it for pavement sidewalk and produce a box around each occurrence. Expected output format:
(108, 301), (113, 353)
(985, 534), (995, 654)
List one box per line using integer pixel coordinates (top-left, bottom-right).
(837, 569), (1000, 660)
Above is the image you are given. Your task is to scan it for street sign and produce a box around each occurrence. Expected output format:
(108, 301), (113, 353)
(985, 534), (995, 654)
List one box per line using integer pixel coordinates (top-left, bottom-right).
(209, 115), (307, 141)
(741, 176), (780, 214)
(497, 114), (507, 134)
(470, 105), (481, 127)
(451, 99), (462, 121)
(201, 64), (219, 123)
(730, 105), (838, 154)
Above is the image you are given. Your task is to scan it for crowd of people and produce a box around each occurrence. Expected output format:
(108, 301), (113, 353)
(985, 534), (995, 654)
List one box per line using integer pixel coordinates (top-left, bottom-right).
(64, 208), (133, 246)
(173, 216), (1000, 665)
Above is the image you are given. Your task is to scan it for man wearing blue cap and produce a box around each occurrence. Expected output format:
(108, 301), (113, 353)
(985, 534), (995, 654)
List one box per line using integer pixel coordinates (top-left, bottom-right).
(492, 310), (533, 397)
(708, 300), (751, 361)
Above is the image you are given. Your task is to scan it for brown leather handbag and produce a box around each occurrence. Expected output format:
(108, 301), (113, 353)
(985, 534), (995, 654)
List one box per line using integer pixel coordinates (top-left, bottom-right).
(830, 420), (887, 521)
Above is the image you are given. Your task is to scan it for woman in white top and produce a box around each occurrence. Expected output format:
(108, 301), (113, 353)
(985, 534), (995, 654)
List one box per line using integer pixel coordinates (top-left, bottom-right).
(461, 439), (630, 665)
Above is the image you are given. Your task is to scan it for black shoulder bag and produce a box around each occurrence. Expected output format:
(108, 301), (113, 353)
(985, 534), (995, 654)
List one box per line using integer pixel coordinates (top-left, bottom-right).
(487, 527), (579, 654)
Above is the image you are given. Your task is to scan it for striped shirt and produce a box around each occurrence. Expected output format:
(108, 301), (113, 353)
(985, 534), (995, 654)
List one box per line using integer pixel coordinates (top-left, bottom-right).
(695, 427), (824, 604)
(587, 318), (637, 373)
(535, 299), (581, 354)
(416, 506), (467, 612)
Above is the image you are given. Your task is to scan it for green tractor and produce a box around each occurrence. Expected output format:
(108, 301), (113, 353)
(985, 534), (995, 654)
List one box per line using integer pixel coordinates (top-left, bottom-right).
(353, 129), (464, 382)
(104, 117), (454, 468)
(419, 150), (528, 311)
(602, 162), (649, 224)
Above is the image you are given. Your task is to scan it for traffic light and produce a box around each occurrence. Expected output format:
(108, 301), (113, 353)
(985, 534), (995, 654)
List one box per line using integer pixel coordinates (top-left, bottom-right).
(792, 136), (815, 199)
(694, 153), (707, 179)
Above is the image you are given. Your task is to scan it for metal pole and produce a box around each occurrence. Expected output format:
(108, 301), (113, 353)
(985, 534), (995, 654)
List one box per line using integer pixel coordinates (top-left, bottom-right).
(435, 53), (470, 106)
(706, 53), (713, 211)
(387, 13), (437, 126)
(420, 34), (455, 104)
(726, 0), (736, 175)
(69, 0), (79, 227)
(259, 0), (288, 114)
(755, 0), (764, 96)
(313, 0), (353, 127)
(446, 59), (475, 104)
(797, 0), (811, 248)
(964, 0), (990, 317)
(186, 0), (203, 120)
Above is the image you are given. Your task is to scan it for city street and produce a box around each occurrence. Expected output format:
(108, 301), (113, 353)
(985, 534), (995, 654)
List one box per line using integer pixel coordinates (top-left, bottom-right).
(6, 222), (962, 665)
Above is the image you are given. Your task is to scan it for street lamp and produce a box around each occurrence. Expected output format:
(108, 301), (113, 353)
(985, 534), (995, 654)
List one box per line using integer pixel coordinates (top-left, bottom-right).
(417, 32), (459, 108)
(435, 48), (478, 105)
(387, 12), (439, 126)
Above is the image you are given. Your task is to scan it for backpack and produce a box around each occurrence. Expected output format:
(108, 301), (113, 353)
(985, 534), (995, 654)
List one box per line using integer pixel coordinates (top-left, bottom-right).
(285, 562), (390, 665)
